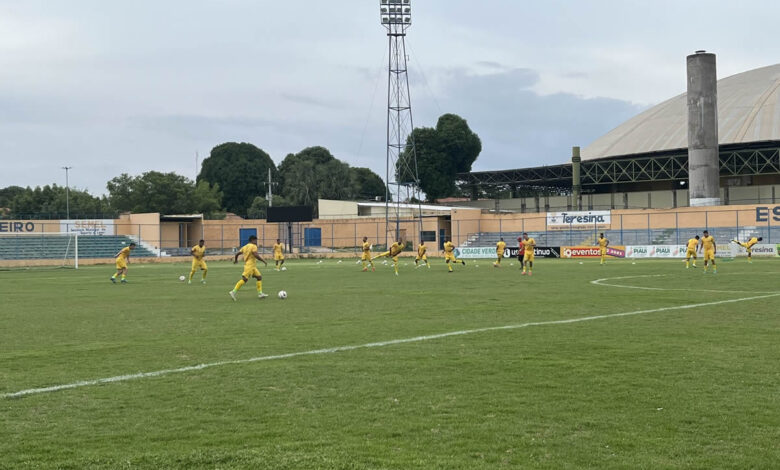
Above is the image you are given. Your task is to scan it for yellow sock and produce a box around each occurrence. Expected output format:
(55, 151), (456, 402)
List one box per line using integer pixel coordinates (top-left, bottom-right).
(448, 263), (453, 272)
(362, 261), (367, 269)
(202, 269), (207, 279)
(256, 280), (262, 292)
(121, 274), (126, 280)
(111, 273), (117, 279)
(394, 262), (399, 274)
(189, 270), (196, 281)
(234, 279), (245, 291)
(685, 260), (689, 268)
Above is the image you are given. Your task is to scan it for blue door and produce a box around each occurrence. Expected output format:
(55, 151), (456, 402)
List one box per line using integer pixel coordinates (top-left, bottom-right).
(304, 227), (321, 247)
(239, 228), (257, 247)
(439, 228), (447, 250)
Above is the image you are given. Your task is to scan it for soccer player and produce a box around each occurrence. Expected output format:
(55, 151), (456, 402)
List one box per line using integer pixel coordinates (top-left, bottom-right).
(494, 237), (507, 267)
(273, 239), (285, 271)
(360, 236), (375, 272)
(443, 238), (465, 273)
(415, 240), (430, 268)
(189, 239), (208, 284)
(517, 236), (525, 265)
(110, 243), (136, 283)
(700, 230), (717, 274)
(229, 235), (269, 301)
(597, 233), (609, 265)
(685, 235), (699, 269)
(732, 236), (763, 263)
(521, 232), (536, 276)
(373, 238), (405, 275)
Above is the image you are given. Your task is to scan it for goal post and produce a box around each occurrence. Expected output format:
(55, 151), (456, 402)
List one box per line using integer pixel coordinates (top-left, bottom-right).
(0, 232), (79, 270)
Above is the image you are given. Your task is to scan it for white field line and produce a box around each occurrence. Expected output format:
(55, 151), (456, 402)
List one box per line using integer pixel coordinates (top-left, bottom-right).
(590, 274), (777, 294)
(5, 291), (780, 399)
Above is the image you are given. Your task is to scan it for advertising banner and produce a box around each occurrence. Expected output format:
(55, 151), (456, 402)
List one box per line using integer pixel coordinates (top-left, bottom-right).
(732, 243), (777, 257)
(625, 245), (686, 258)
(60, 219), (115, 236)
(546, 211), (611, 231)
(561, 246), (626, 258)
(455, 246), (561, 259)
(507, 246), (561, 258)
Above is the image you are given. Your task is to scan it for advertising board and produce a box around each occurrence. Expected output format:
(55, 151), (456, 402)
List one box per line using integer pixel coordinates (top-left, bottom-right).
(60, 219), (115, 236)
(560, 246), (625, 258)
(547, 211), (611, 231)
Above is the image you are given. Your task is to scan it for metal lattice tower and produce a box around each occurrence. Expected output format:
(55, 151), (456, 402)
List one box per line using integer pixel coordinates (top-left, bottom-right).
(380, 0), (420, 245)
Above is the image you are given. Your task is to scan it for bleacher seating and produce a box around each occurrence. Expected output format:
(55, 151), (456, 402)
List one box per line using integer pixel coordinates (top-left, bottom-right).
(0, 235), (157, 260)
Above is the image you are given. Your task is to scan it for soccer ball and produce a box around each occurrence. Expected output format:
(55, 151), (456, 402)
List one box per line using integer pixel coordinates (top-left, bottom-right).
(178, 275), (186, 281)
(281, 266), (287, 271)
(278, 290), (288, 299)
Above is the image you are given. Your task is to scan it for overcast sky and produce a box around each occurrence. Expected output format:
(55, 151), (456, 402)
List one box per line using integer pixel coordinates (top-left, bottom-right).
(2, 0), (779, 195)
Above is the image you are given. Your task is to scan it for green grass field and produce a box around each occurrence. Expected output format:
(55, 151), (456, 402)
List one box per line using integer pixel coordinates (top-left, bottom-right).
(1, 256), (779, 469)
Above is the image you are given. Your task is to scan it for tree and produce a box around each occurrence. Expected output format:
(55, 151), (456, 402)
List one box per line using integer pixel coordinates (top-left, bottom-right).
(349, 167), (386, 200)
(278, 146), (386, 206)
(197, 142), (277, 216)
(397, 113), (481, 201)
(3, 185), (109, 218)
(246, 195), (291, 219)
(107, 172), (222, 215)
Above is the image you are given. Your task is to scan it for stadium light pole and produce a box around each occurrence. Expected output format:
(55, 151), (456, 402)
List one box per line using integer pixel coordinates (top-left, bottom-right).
(380, 0), (421, 247)
(62, 166), (72, 219)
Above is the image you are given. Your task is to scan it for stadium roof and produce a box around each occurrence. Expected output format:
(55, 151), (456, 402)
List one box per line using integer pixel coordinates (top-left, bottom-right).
(583, 63), (780, 161)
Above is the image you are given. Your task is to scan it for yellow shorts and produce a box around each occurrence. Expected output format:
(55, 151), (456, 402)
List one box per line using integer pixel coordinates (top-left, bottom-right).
(496, 252), (504, 259)
(704, 249), (715, 261)
(391, 255), (399, 264)
(274, 254), (284, 261)
(361, 252), (371, 261)
(416, 254), (427, 261)
(523, 252), (535, 262)
(192, 259), (207, 270)
(445, 253), (457, 262)
(600, 248), (607, 256)
(115, 259), (127, 270)
(685, 249), (697, 259)
(242, 266), (262, 278)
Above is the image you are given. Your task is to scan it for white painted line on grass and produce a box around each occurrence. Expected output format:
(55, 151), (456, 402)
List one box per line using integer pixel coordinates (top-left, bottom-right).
(5, 291), (779, 399)
(591, 274), (777, 294)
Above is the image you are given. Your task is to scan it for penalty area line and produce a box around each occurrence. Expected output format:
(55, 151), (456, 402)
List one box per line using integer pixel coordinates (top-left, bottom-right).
(5, 292), (780, 399)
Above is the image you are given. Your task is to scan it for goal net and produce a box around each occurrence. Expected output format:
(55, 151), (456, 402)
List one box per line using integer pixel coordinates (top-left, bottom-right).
(0, 232), (79, 270)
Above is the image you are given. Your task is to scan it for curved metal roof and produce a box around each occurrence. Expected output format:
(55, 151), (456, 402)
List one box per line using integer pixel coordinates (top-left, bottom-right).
(582, 63), (780, 161)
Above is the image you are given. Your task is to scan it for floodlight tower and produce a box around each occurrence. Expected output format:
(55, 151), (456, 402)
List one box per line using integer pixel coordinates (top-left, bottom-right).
(380, 0), (420, 246)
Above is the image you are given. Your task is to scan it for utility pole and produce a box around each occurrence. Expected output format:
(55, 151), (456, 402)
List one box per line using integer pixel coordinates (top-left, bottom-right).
(62, 166), (72, 219)
(266, 168), (275, 207)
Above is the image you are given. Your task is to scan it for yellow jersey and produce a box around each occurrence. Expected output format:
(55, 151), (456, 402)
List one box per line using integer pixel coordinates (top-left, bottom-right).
(117, 246), (131, 261)
(701, 236), (715, 251)
(240, 243), (259, 268)
(746, 237), (759, 248)
(362, 241), (371, 254)
(390, 242), (404, 256)
(192, 244), (205, 260)
(687, 238), (698, 251)
(444, 241), (455, 253)
(273, 243), (284, 255)
(418, 244), (427, 256)
(497, 241), (506, 253)
(522, 238), (536, 252)
(598, 237), (608, 248)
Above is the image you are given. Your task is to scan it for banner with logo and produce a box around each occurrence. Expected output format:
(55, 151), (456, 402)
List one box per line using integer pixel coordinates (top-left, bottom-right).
(60, 219), (115, 235)
(625, 245), (686, 258)
(0, 220), (39, 232)
(507, 246), (561, 258)
(546, 211), (611, 231)
(561, 246), (625, 258)
(732, 243), (777, 257)
(455, 246), (561, 259)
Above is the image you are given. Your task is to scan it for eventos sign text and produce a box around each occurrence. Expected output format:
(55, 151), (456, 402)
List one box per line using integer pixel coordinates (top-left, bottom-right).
(561, 246), (625, 258)
(547, 211), (611, 230)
